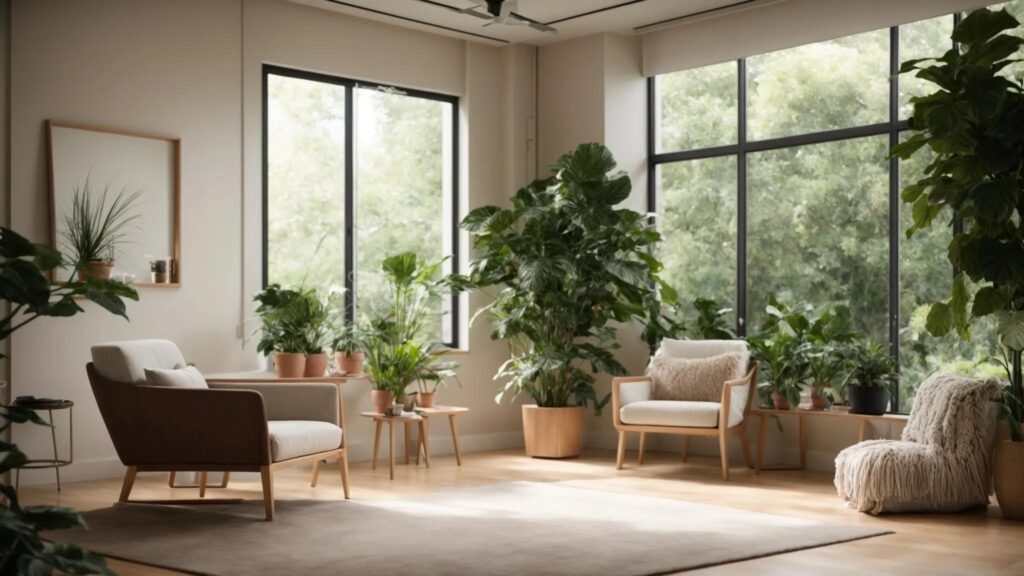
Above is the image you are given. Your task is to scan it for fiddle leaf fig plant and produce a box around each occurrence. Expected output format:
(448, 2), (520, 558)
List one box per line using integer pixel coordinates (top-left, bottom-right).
(457, 143), (674, 414)
(891, 6), (1024, 423)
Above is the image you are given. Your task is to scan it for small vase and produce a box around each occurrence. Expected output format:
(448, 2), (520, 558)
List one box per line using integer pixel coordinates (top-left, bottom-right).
(371, 389), (395, 414)
(771, 392), (792, 411)
(304, 352), (329, 377)
(418, 391), (436, 408)
(274, 352), (306, 379)
(78, 261), (114, 281)
(335, 351), (365, 375)
(810, 388), (828, 410)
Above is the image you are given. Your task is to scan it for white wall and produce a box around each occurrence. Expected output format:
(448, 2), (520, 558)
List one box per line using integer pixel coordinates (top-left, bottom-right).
(9, 0), (536, 485)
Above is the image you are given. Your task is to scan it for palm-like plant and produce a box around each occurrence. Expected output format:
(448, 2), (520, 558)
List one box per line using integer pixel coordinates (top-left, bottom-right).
(60, 178), (141, 272)
(458, 143), (673, 413)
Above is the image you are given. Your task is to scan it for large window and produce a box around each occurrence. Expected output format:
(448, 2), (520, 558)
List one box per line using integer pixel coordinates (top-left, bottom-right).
(651, 5), (1023, 412)
(265, 66), (459, 346)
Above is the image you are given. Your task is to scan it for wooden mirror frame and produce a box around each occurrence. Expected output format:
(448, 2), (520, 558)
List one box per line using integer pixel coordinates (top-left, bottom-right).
(46, 119), (182, 287)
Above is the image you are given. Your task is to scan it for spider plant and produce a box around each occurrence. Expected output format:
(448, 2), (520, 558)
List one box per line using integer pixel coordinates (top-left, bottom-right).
(60, 178), (141, 273)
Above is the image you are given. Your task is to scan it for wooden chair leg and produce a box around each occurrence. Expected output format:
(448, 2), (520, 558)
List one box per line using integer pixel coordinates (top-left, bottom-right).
(615, 431), (626, 470)
(118, 466), (138, 503)
(310, 460), (322, 488)
(339, 451), (351, 500)
(260, 465), (275, 521)
(198, 471), (208, 498)
(719, 431), (730, 481)
(218, 472), (231, 488)
(167, 471), (176, 487)
(637, 431), (647, 465)
(682, 436), (690, 462)
(739, 428), (754, 469)
(372, 420), (382, 471)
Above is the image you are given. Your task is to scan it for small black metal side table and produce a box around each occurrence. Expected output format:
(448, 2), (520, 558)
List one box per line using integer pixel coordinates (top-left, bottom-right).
(11, 399), (74, 491)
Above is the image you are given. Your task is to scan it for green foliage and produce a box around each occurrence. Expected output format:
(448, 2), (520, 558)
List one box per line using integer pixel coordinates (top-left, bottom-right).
(642, 296), (736, 353)
(59, 178), (141, 269)
(893, 7), (1024, 352)
(458, 143), (669, 413)
(0, 227), (139, 353)
(845, 341), (899, 392)
(361, 252), (459, 396)
(251, 285), (329, 355)
(749, 298), (863, 407)
(329, 322), (364, 355)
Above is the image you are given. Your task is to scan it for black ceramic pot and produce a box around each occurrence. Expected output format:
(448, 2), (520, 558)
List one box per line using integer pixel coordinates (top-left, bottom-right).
(848, 384), (889, 415)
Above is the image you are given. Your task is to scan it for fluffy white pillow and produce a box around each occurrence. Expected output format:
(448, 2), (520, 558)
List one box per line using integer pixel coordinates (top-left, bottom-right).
(144, 365), (208, 389)
(655, 338), (749, 381)
(649, 352), (744, 402)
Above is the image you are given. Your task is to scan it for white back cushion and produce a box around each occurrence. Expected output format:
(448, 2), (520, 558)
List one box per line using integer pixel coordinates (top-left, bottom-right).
(655, 339), (749, 381)
(91, 339), (186, 385)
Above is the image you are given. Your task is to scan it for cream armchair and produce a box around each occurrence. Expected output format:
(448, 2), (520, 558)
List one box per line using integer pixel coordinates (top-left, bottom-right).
(611, 339), (758, 480)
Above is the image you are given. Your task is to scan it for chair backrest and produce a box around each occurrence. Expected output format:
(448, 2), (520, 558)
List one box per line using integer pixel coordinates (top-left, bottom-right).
(654, 338), (750, 382)
(91, 339), (186, 385)
(902, 372), (999, 453)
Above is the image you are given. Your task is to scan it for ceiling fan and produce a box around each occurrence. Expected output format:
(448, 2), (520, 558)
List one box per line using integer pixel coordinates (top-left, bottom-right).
(438, 0), (557, 33)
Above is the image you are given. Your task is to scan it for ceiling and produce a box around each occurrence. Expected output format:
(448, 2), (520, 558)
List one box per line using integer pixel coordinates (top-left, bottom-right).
(288, 0), (769, 46)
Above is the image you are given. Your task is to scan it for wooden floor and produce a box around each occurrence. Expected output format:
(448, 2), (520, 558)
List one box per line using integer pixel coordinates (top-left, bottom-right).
(19, 448), (1024, 576)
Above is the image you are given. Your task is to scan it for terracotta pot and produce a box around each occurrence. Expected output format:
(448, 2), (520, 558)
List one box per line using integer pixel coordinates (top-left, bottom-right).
(810, 388), (829, 410)
(304, 352), (329, 377)
(274, 352), (306, 379)
(77, 261), (114, 281)
(371, 389), (395, 415)
(418, 391), (436, 408)
(771, 392), (792, 411)
(335, 351), (365, 375)
(522, 405), (584, 459)
(995, 440), (1024, 520)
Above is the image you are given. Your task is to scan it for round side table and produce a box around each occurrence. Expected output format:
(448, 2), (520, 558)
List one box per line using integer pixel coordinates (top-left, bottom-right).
(11, 399), (74, 491)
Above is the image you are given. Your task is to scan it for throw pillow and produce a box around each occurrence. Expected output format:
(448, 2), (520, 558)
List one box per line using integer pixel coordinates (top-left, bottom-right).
(648, 352), (744, 402)
(144, 365), (208, 389)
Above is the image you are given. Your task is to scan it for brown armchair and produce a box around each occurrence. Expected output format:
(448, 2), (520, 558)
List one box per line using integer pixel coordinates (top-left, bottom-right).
(88, 340), (350, 520)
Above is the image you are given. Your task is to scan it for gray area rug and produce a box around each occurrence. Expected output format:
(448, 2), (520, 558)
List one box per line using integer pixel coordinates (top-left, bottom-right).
(53, 481), (891, 575)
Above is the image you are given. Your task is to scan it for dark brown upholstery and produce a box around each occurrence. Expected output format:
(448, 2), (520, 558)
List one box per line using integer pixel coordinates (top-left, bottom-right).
(87, 363), (271, 470)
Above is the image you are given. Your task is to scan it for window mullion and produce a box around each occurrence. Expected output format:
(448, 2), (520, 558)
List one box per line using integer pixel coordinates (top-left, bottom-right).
(737, 58), (748, 338)
(889, 25), (902, 412)
(344, 85), (356, 326)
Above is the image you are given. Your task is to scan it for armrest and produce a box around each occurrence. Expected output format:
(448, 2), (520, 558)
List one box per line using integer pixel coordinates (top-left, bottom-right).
(99, 385), (269, 467)
(719, 364), (758, 428)
(611, 376), (652, 428)
(208, 381), (339, 426)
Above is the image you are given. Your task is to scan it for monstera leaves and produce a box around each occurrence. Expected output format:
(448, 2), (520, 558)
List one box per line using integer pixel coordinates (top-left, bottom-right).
(892, 7), (1024, 352)
(459, 143), (673, 413)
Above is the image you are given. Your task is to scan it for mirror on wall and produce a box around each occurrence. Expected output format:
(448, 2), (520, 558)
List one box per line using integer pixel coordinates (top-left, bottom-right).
(47, 120), (181, 286)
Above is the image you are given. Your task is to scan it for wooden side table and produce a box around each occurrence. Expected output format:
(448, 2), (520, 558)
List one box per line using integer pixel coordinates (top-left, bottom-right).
(10, 399), (74, 491)
(751, 407), (908, 472)
(415, 405), (469, 466)
(361, 412), (429, 480)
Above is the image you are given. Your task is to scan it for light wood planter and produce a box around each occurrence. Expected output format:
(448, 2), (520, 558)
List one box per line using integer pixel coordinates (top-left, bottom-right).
(994, 440), (1024, 520)
(522, 405), (584, 458)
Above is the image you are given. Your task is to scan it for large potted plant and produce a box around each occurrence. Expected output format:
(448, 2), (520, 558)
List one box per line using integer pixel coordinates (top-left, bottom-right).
(890, 7), (1024, 517)
(1, 226), (137, 574)
(252, 285), (320, 378)
(457, 143), (672, 458)
(60, 179), (140, 281)
(362, 252), (458, 414)
(843, 341), (898, 415)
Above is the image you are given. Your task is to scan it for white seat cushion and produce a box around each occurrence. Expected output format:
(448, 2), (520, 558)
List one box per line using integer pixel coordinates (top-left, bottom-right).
(268, 420), (342, 462)
(91, 339), (186, 385)
(619, 400), (720, 428)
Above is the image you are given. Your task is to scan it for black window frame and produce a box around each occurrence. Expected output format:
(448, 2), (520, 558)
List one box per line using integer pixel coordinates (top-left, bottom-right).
(647, 15), (961, 413)
(262, 64), (461, 348)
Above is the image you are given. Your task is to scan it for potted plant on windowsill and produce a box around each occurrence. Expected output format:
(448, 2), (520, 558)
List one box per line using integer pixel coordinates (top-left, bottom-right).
(455, 143), (672, 458)
(414, 356), (461, 408)
(60, 179), (140, 281)
(332, 324), (366, 375)
(302, 291), (331, 377)
(252, 284), (320, 378)
(843, 341), (897, 415)
(750, 332), (806, 410)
